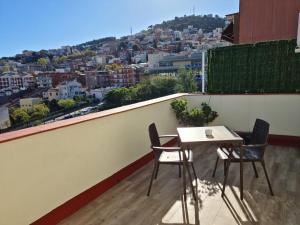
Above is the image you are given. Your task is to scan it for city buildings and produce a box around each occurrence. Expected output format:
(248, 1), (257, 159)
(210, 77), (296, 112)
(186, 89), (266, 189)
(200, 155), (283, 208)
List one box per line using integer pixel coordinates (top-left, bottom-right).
(149, 52), (202, 74)
(148, 52), (169, 68)
(0, 72), (36, 95)
(37, 72), (86, 88)
(43, 88), (59, 101)
(109, 66), (139, 87)
(85, 71), (110, 90)
(56, 79), (85, 99)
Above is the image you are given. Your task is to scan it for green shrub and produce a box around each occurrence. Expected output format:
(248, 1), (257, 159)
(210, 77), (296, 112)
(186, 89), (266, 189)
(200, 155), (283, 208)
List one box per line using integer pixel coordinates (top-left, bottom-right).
(170, 98), (218, 126)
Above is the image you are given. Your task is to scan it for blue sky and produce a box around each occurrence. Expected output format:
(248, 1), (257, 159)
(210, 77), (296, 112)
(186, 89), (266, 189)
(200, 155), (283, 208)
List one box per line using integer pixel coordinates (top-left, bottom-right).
(0, 0), (239, 57)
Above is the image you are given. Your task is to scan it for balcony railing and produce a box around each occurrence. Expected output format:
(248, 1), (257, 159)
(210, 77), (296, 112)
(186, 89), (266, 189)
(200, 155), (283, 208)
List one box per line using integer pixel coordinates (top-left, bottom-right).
(0, 93), (299, 225)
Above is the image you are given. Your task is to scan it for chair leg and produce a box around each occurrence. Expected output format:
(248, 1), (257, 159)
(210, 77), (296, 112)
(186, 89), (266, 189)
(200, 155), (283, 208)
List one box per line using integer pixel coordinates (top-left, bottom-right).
(147, 162), (158, 196)
(212, 156), (219, 177)
(252, 161), (259, 178)
(191, 163), (197, 179)
(222, 160), (230, 197)
(178, 164), (181, 178)
(261, 160), (274, 196)
(224, 160), (227, 176)
(154, 163), (160, 179)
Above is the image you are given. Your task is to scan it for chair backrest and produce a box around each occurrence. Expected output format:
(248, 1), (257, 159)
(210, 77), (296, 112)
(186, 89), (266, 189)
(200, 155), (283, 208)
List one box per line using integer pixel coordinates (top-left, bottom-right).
(148, 123), (162, 160)
(250, 119), (270, 145)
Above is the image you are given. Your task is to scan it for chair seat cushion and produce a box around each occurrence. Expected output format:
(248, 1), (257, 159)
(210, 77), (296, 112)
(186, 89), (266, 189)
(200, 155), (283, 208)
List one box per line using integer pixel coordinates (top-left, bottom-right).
(159, 150), (193, 163)
(217, 147), (262, 161)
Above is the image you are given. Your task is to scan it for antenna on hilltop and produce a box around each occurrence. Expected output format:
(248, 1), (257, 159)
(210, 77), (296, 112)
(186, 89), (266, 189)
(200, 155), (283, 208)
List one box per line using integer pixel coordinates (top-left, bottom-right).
(130, 27), (133, 36)
(192, 5), (195, 15)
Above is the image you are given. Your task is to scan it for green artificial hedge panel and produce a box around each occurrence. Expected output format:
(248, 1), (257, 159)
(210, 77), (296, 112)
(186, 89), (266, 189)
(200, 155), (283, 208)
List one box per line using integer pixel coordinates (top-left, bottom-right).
(207, 39), (300, 93)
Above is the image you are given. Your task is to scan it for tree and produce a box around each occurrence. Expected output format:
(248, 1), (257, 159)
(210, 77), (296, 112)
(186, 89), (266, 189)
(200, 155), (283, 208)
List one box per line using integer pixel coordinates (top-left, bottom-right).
(176, 68), (198, 93)
(105, 64), (122, 70)
(10, 108), (30, 124)
(151, 76), (177, 96)
(48, 99), (60, 112)
(104, 88), (132, 107)
(132, 44), (140, 52)
(58, 99), (76, 109)
(37, 57), (48, 65)
(31, 103), (50, 118)
(73, 95), (87, 103)
(54, 56), (68, 64)
(135, 81), (156, 101)
(84, 49), (96, 57)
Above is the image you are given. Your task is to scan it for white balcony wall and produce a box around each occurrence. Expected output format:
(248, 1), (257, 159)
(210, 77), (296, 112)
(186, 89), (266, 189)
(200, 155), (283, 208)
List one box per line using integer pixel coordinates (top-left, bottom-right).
(187, 94), (300, 136)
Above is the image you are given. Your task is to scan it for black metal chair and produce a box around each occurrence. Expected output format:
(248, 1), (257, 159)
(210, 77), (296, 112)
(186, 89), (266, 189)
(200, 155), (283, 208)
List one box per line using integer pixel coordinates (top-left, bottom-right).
(147, 123), (197, 196)
(212, 119), (274, 200)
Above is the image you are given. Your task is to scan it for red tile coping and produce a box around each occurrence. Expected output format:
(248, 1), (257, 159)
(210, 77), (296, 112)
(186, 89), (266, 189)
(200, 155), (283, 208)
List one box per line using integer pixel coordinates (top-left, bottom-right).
(0, 93), (186, 144)
(30, 138), (178, 225)
(237, 131), (300, 147)
(268, 134), (300, 147)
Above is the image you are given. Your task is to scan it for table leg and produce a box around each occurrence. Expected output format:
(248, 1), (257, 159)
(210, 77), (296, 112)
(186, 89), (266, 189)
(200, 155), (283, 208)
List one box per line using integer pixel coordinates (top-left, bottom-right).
(183, 147), (197, 201)
(182, 149), (187, 201)
(240, 158), (243, 200)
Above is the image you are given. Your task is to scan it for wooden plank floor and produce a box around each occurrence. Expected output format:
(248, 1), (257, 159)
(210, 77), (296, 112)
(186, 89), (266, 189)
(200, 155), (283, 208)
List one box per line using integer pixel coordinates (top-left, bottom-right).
(59, 145), (300, 225)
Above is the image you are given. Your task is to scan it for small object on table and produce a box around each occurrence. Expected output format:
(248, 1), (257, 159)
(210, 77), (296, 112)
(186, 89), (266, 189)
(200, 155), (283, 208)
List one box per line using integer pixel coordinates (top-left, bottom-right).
(205, 129), (213, 138)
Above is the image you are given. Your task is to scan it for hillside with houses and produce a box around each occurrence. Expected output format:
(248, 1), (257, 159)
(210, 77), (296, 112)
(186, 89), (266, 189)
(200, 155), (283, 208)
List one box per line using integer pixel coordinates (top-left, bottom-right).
(0, 14), (229, 132)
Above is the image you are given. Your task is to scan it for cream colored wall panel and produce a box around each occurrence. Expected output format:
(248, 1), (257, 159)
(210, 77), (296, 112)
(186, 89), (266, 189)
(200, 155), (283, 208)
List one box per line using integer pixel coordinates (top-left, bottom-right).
(187, 94), (300, 136)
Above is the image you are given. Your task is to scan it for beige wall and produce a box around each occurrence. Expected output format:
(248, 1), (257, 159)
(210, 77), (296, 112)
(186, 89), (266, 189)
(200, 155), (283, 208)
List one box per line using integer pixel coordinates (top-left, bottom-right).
(0, 94), (299, 225)
(186, 94), (300, 136)
(0, 95), (180, 225)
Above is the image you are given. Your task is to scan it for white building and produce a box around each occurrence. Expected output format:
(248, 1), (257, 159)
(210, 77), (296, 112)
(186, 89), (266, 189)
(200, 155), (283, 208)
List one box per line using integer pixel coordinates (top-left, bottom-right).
(21, 74), (36, 89)
(148, 52), (169, 68)
(57, 80), (84, 99)
(36, 75), (52, 88)
(0, 72), (23, 89)
(94, 56), (107, 65)
(133, 53), (147, 64)
(0, 107), (11, 129)
(108, 58), (121, 64)
(174, 31), (183, 40)
(89, 87), (113, 101)
(213, 28), (223, 38)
